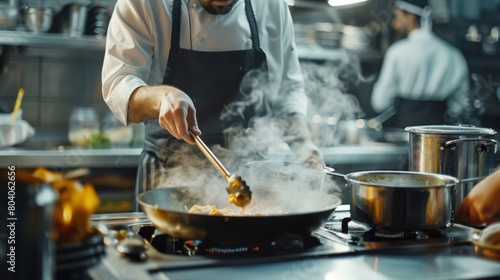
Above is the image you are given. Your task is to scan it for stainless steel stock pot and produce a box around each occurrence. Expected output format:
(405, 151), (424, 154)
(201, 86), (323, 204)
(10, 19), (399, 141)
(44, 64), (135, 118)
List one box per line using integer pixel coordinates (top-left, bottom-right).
(405, 125), (497, 212)
(328, 170), (459, 230)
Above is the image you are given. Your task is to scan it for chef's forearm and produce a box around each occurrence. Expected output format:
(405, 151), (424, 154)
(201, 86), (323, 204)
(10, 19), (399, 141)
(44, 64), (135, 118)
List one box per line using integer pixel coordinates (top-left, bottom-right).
(283, 113), (324, 165)
(283, 114), (310, 144)
(283, 114), (316, 150)
(127, 85), (165, 123)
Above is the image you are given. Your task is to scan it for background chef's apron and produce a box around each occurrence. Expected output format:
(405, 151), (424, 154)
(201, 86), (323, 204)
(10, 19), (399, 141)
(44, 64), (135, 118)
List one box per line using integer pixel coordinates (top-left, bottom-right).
(384, 97), (450, 129)
(135, 0), (267, 208)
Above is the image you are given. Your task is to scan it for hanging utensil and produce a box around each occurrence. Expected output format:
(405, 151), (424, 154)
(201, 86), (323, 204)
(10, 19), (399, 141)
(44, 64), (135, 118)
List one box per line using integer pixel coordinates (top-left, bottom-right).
(188, 129), (252, 207)
(11, 87), (24, 123)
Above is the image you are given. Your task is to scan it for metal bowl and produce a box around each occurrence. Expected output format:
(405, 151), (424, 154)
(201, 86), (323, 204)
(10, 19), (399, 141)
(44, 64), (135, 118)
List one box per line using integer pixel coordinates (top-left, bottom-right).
(0, 4), (19, 30)
(24, 7), (54, 33)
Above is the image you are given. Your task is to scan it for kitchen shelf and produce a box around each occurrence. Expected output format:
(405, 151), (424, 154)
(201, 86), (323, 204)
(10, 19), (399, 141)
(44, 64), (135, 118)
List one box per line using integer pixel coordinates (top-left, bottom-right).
(269, 144), (408, 168)
(297, 44), (383, 61)
(0, 30), (382, 61)
(1, 145), (408, 168)
(0, 30), (105, 50)
(0, 148), (142, 168)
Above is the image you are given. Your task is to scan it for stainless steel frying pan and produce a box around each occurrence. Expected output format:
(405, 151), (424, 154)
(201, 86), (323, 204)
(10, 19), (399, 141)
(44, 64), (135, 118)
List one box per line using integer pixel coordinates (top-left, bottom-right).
(138, 184), (341, 243)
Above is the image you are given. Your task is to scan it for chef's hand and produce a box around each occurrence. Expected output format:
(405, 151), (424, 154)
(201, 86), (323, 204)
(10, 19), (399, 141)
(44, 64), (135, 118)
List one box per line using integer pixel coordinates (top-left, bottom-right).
(455, 168), (500, 226)
(283, 113), (325, 170)
(128, 85), (201, 144)
(158, 87), (201, 144)
(295, 140), (325, 170)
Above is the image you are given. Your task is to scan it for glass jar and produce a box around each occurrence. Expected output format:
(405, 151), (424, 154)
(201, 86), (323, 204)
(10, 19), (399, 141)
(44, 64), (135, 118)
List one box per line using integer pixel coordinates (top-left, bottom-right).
(102, 110), (133, 148)
(68, 107), (100, 148)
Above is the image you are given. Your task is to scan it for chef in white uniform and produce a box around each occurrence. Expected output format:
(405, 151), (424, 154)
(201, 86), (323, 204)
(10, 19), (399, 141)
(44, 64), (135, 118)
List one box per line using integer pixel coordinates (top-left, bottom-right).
(101, 0), (324, 205)
(370, 0), (470, 128)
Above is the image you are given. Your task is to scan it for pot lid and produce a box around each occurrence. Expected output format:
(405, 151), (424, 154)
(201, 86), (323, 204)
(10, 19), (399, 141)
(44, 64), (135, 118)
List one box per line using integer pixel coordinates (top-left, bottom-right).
(405, 125), (497, 135)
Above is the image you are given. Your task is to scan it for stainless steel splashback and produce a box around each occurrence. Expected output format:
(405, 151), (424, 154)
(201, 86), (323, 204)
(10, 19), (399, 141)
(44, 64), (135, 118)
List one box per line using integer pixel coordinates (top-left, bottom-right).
(0, 47), (108, 137)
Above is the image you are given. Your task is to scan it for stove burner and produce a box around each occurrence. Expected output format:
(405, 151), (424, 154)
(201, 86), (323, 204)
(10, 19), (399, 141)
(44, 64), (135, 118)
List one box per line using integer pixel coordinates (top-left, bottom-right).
(136, 224), (323, 257)
(372, 229), (406, 239)
(337, 216), (447, 241)
(362, 228), (445, 242)
(184, 240), (268, 256)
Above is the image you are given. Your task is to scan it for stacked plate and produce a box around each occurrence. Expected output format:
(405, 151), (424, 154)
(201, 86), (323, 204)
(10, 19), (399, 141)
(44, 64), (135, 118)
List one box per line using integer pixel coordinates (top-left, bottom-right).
(85, 4), (112, 38)
(56, 233), (105, 279)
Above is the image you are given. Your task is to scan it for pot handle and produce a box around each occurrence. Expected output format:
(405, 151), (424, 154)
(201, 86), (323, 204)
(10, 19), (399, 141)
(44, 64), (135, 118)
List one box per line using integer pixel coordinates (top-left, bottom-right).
(323, 167), (348, 179)
(440, 138), (498, 153)
(451, 176), (488, 193)
(457, 176), (487, 185)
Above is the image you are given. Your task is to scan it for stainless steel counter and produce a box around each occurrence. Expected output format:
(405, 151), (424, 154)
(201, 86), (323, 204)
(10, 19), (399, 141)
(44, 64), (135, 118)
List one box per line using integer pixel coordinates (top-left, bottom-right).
(270, 144), (409, 171)
(277, 144), (408, 164)
(0, 147), (143, 168)
(144, 248), (500, 280)
(0, 30), (106, 50)
(83, 209), (500, 280)
(0, 144), (408, 169)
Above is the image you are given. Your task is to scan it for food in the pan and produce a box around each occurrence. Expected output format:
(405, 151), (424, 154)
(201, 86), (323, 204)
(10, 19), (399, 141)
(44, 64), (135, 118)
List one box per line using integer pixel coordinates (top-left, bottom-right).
(226, 175), (252, 207)
(188, 204), (285, 216)
(188, 205), (240, 216)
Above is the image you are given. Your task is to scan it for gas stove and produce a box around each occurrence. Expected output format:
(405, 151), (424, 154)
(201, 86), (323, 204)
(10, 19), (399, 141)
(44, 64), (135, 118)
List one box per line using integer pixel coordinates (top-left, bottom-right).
(83, 206), (500, 280)
(117, 205), (471, 257)
(134, 223), (342, 258)
(318, 205), (473, 251)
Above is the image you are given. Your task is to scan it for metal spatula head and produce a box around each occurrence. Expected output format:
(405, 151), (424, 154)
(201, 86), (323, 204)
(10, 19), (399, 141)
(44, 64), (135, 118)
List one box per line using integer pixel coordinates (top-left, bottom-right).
(226, 175), (252, 207)
(188, 129), (252, 207)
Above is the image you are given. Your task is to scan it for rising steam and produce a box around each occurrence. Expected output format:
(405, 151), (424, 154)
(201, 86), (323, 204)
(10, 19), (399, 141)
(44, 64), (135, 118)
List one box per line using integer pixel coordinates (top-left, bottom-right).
(155, 54), (369, 211)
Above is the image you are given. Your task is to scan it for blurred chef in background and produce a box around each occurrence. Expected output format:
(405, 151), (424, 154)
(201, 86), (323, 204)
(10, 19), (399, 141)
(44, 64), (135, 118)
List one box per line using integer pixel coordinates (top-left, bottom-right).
(370, 0), (470, 129)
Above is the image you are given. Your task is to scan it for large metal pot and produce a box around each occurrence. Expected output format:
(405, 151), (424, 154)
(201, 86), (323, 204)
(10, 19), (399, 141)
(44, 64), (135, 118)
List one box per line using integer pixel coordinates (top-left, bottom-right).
(329, 170), (459, 230)
(405, 125), (498, 213)
(228, 162), (460, 231)
(0, 180), (58, 280)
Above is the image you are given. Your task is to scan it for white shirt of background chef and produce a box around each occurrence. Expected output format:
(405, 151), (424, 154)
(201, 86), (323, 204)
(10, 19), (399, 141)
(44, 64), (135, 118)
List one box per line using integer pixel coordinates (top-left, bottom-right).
(371, 26), (470, 116)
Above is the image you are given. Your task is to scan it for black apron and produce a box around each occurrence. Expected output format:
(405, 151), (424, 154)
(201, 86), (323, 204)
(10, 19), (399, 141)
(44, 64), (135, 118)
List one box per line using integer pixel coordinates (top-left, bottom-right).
(135, 0), (267, 207)
(384, 97), (450, 129)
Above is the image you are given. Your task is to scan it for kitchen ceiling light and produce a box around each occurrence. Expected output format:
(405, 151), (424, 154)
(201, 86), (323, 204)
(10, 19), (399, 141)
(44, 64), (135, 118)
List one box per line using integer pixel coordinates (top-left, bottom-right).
(327, 0), (367, 7)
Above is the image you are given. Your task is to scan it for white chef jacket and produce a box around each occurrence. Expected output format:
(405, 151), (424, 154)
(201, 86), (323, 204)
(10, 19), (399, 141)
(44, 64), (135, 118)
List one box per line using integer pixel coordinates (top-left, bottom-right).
(371, 28), (470, 116)
(102, 0), (307, 126)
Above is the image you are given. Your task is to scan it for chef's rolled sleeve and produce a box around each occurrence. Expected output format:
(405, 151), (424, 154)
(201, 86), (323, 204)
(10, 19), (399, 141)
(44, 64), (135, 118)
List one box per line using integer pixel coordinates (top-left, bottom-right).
(269, 1), (308, 117)
(102, 0), (158, 126)
(104, 75), (147, 126)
